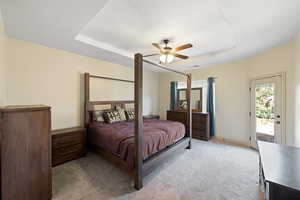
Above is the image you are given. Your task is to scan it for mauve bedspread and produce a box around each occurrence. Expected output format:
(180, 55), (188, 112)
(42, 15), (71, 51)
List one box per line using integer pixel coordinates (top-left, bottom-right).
(88, 119), (185, 170)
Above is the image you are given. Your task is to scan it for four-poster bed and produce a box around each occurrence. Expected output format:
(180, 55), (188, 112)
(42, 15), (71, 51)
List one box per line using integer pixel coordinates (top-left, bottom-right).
(84, 53), (192, 190)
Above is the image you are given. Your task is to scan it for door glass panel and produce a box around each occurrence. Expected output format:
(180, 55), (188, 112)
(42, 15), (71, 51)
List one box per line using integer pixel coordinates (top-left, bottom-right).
(255, 83), (275, 142)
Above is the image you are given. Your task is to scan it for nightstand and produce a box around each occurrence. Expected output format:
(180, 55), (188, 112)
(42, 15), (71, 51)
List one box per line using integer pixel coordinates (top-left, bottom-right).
(52, 127), (86, 167)
(143, 115), (160, 120)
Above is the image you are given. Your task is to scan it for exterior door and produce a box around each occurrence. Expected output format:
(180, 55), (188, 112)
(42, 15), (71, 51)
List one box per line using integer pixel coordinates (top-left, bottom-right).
(250, 75), (284, 148)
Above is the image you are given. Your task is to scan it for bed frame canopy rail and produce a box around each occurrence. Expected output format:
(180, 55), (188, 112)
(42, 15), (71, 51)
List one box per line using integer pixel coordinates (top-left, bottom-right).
(134, 54), (192, 189)
(83, 53), (192, 190)
(84, 73), (135, 126)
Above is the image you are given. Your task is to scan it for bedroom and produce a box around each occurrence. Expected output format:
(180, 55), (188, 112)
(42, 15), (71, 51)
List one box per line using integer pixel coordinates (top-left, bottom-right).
(0, 0), (300, 199)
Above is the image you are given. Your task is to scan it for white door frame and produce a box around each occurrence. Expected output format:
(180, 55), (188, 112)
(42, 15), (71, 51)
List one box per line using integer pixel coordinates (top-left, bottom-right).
(249, 72), (286, 147)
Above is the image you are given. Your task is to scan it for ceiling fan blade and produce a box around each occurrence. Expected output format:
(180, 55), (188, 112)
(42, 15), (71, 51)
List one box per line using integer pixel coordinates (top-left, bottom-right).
(173, 53), (189, 59)
(143, 53), (160, 57)
(175, 43), (193, 52)
(152, 43), (162, 50)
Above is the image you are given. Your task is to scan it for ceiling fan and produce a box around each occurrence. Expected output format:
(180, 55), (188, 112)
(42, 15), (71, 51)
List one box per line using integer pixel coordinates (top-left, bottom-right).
(144, 39), (193, 64)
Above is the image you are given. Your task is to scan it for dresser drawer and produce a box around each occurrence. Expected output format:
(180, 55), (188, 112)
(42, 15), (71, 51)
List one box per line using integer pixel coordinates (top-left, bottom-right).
(167, 114), (185, 120)
(53, 143), (83, 155)
(52, 127), (86, 167)
(53, 133), (83, 148)
(167, 111), (210, 141)
(192, 129), (209, 140)
(192, 116), (208, 123)
(52, 145), (84, 166)
(193, 123), (208, 130)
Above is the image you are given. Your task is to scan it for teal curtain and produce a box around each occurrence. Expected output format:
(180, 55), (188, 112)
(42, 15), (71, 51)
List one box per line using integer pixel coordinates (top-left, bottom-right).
(170, 81), (178, 110)
(207, 77), (215, 137)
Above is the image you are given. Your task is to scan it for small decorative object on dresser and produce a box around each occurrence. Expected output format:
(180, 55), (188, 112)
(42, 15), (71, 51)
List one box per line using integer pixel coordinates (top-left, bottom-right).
(167, 110), (210, 141)
(52, 127), (87, 167)
(0, 105), (52, 200)
(143, 115), (160, 120)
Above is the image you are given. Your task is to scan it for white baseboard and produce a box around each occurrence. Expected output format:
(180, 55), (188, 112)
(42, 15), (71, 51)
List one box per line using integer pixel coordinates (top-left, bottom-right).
(211, 136), (250, 148)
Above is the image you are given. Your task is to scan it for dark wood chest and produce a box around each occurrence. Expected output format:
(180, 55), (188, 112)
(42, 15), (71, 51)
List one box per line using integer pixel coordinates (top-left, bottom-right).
(167, 110), (210, 141)
(52, 127), (86, 166)
(0, 105), (52, 200)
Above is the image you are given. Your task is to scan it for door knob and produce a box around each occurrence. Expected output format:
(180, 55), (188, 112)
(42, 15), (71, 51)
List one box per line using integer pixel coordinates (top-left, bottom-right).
(276, 115), (280, 118)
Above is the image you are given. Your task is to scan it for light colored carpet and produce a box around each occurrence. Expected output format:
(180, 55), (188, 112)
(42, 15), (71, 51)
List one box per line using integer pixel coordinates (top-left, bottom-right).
(52, 140), (260, 200)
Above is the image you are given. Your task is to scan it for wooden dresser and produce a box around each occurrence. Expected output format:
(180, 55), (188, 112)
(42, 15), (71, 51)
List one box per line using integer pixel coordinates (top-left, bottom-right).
(52, 127), (86, 167)
(167, 110), (210, 141)
(0, 105), (52, 200)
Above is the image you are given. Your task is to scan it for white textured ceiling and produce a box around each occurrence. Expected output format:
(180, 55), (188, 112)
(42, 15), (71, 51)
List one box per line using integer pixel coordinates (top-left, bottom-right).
(1, 0), (300, 71)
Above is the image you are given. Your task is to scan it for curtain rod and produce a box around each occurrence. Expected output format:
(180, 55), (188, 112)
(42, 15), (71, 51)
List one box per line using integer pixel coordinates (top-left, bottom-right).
(90, 75), (134, 83)
(142, 59), (188, 77)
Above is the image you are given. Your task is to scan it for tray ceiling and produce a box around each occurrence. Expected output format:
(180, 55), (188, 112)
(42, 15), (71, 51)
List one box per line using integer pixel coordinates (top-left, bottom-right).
(1, 0), (300, 71)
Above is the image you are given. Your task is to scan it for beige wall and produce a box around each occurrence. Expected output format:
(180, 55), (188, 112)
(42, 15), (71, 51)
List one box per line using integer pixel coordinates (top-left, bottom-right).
(6, 39), (159, 130)
(159, 42), (295, 146)
(0, 13), (7, 106)
(2, 11), (300, 145)
(292, 32), (300, 147)
(247, 43), (294, 146)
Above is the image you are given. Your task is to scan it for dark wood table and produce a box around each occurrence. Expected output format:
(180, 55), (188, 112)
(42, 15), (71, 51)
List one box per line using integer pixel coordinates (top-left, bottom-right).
(258, 141), (300, 200)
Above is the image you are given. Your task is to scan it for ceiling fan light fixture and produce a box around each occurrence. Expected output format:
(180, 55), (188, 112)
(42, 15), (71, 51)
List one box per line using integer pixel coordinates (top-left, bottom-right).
(167, 54), (174, 63)
(160, 54), (166, 63)
(153, 40), (191, 64)
(160, 53), (174, 63)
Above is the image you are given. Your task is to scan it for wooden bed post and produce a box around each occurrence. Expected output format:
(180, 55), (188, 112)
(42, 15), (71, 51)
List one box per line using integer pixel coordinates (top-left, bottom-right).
(134, 53), (143, 190)
(84, 73), (90, 128)
(186, 73), (192, 149)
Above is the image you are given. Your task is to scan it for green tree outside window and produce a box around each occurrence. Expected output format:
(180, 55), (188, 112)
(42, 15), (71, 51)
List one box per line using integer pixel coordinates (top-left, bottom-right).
(255, 85), (275, 119)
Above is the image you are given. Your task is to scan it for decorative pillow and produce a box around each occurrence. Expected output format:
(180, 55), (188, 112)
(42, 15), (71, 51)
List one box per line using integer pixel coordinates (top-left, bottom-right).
(103, 110), (122, 123)
(125, 110), (135, 121)
(92, 105), (112, 122)
(115, 106), (127, 121)
(93, 110), (105, 122)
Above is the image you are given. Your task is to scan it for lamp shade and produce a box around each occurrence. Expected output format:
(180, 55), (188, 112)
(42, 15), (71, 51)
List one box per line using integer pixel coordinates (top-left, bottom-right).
(160, 54), (167, 63)
(160, 53), (174, 63)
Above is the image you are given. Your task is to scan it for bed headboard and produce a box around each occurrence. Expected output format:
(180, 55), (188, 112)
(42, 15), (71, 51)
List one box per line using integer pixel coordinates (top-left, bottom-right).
(84, 73), (135, 126)
(85, 100), (134, 124)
